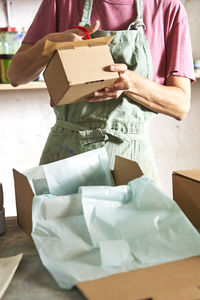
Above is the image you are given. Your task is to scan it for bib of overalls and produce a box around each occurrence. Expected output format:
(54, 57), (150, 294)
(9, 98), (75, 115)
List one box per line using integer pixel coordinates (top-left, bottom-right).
(40, 0), (160, 184)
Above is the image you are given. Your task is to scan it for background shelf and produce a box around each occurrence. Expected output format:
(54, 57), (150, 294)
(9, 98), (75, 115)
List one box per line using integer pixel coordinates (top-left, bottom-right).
(0, 81), (47, 90)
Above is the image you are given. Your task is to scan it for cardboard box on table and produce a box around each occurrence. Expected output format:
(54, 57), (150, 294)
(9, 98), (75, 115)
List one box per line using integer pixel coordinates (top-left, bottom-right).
(13, 158), (200, 300)
(13, 156), (143, 237)
(43, 36), (119, 106)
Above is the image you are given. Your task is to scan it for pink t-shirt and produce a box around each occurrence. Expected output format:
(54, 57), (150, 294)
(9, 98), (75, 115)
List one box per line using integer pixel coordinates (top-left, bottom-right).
(23, 0), (195, 84)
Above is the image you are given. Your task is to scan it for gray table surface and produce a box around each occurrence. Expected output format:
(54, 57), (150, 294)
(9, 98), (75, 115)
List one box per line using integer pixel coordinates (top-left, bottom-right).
(0, 217), (85, 300)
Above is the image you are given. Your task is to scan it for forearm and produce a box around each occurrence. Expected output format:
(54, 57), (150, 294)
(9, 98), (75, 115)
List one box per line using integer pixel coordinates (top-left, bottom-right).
(124, 71), (191, 120)
(88, 64), (191, 120)
(7, 38), (50, 86)
(7, 21), (101, 87)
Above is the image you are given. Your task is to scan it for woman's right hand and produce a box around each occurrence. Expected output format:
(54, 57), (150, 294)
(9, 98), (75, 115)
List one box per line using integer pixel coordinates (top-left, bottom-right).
(47, 20), (100, 43)
(7, 20), (100, 86)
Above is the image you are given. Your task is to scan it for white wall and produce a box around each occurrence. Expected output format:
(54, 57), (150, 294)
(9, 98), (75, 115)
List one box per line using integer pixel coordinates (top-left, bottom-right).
(0, 0), (55, 216)
(0, 0), (200, 216)
(0, 0), (41, 29)
(0, 89), (55, 216)
(150, 81), (200, 195)
(150, 0), (200, 195)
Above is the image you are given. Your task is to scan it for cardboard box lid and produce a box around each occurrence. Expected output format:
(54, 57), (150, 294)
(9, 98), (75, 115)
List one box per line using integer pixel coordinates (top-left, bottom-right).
(173, 169), (200, 182)
(43, 35), (115, 56)
(77, 256), (200, 300)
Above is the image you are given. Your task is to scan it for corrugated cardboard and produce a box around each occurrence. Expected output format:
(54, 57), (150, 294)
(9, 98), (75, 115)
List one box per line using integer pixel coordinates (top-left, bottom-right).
(13, 156), (143, 236)
(43, 36), (119, 106)
(77, 256), (200, 300)
(13, 159), (200, 299)
(173, 168), (200, 230)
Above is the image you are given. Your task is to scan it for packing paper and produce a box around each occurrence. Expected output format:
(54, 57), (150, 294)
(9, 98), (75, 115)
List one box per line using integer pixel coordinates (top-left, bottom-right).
(23, 147), (114, 196)
(32, 176), (200, 289)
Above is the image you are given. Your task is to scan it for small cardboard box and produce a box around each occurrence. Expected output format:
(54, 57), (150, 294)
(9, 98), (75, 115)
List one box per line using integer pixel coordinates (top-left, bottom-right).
(173, 168), (200, 230)
(43, 36), (119, 106)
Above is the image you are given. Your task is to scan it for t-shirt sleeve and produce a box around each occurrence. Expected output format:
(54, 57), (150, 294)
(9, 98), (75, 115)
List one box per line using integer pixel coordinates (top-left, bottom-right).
(23, 0), (57, 45)
(166, 10), (195, 82)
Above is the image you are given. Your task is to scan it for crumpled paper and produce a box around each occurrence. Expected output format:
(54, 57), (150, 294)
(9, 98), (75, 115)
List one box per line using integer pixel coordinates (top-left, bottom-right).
(31, 176), (200, 289)
(23, 147), (114, 196)
(81, 176), (200, 264)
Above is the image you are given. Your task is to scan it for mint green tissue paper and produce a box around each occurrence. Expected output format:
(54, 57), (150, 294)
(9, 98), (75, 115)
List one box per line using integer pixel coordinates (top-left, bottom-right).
(24, 147), (114, 196)
(31, 167), (200, 289)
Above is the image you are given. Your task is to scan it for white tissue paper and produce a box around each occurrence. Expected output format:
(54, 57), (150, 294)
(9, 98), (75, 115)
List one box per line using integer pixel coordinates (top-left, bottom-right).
(32, 175), (200, 290)
(23, 147), (114, 195)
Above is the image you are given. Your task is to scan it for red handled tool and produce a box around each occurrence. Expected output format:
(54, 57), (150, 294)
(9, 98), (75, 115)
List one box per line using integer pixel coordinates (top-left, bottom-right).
(73, 25), (91, 40)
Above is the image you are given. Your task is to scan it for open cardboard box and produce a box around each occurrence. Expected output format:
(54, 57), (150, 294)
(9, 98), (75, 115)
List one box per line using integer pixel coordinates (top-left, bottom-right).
(173, 168), (200, 231)
(13, 156), (143, 236)
(43, 36), (119, 106)
(13, 157), (200, 300)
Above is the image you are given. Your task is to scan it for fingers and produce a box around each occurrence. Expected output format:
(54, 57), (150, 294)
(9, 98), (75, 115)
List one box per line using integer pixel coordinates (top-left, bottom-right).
(109, 64), (128, 73)
(88, 89), (123, 102)
(86, 20), (100, 34)
(74, 20), (100, 37)
(105, 81), (130, 92)
(87, 78), (130, 102)
(88, 95), (116, 102)
(52, 20), (100, 44)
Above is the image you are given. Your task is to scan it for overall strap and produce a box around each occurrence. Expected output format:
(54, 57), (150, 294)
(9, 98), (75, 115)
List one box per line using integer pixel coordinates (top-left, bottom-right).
(79, 0), (94, 26)
(128, 0), (145, 30)
(79, 0), (145, 30)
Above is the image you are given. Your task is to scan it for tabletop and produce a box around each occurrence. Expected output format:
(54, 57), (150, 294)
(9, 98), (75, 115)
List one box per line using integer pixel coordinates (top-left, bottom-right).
(0, 217), (85, 300)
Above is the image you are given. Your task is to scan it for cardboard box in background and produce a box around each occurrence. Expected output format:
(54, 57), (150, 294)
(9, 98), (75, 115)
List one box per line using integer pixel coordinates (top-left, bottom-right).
(173, 168), (200, 230)
(43, 36), (119, 106)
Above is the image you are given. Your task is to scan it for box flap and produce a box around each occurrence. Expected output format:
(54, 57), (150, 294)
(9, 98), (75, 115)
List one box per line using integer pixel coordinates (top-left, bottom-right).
(77, 256), (200, 300)
(113, 156), (143, 185)
(173, 169), (200, 183)
(173, 172), (200, 229)
(43, 35), (115, 56)
(13, 169), (34, 236)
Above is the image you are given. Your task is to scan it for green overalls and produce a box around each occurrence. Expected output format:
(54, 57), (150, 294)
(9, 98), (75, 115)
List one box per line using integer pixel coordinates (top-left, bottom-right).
(40, 0), (160, 184)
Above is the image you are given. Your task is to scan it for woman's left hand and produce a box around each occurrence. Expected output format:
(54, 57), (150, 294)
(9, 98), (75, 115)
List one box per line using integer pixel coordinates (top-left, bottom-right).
(87, 64), (133, 102)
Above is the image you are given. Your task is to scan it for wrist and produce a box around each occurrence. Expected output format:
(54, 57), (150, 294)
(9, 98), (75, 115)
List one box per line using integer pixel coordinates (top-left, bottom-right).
(125, 69), (136, 92)
(35, 36), (52, 66)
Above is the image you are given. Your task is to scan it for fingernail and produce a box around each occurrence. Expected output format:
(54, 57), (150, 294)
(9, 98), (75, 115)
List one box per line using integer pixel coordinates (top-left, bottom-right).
(110, 65), (115, 71)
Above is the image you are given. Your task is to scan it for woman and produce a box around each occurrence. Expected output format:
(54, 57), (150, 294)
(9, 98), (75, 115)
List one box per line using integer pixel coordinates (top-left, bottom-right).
(7, 0), (194, 184)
